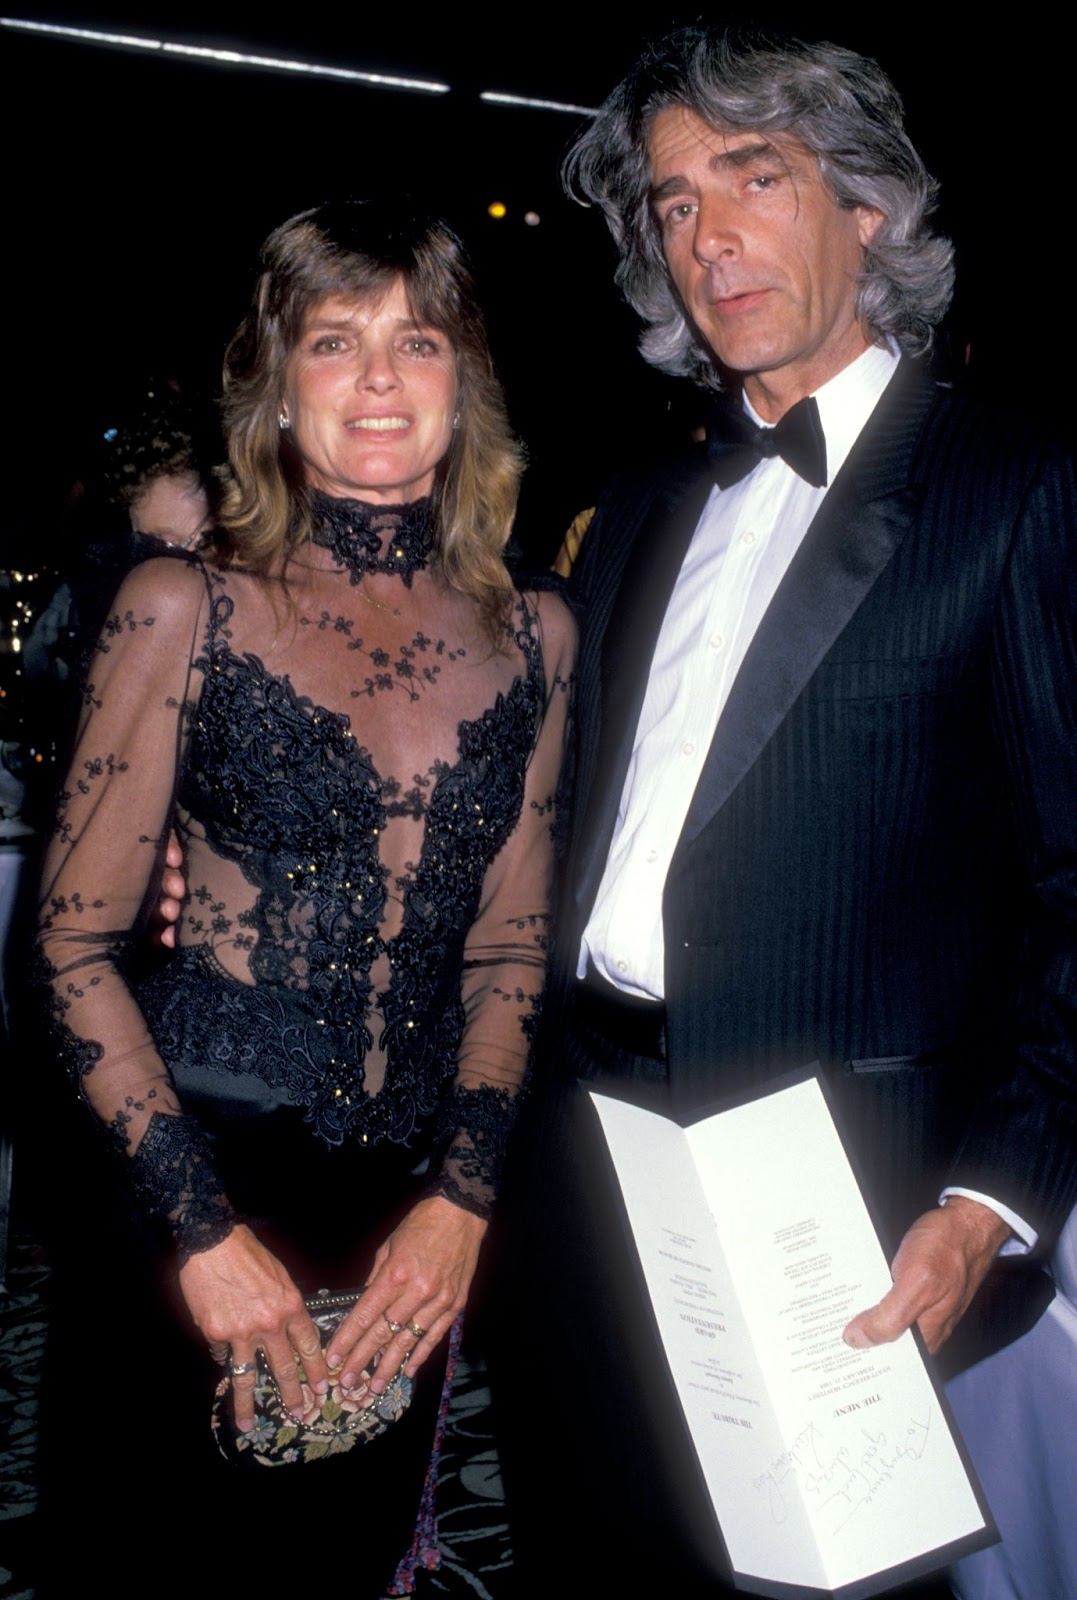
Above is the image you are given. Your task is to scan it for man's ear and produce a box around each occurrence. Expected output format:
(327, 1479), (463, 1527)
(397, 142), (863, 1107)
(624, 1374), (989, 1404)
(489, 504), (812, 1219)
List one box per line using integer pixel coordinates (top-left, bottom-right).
(857, 206), (885, 249)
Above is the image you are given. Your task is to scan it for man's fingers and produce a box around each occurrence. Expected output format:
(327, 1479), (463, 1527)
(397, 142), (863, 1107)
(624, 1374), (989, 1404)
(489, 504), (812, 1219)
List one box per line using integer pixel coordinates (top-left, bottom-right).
(161, 868), (187, 902)
(843, 1283), (920, 1350)
(843, 1199), (1011, 1356)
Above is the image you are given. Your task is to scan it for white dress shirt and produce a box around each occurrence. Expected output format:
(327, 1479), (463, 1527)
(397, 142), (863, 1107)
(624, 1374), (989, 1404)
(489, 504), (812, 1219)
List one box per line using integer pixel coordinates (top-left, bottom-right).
(581, 341), (899, 998)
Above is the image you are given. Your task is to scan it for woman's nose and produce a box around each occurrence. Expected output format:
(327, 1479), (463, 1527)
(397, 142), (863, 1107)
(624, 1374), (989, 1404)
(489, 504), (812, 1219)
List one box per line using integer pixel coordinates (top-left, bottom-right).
(356, 344), (401, 392)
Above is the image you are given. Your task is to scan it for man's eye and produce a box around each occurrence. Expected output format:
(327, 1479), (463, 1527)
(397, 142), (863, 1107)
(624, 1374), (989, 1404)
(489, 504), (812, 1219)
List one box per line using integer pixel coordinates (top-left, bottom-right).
(748, 174), (779, 192)
(662, 203), (696, 228)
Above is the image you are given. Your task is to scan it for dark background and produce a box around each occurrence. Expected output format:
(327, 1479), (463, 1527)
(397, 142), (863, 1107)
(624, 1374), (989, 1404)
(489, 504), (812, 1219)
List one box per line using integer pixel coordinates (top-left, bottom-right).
(1, 7), (1067, 566)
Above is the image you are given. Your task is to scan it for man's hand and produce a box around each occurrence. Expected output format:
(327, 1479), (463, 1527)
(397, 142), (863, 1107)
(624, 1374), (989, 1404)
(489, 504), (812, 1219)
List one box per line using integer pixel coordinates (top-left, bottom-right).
(150, 831), (186, 949)
(843, 1197), (1011, 1355)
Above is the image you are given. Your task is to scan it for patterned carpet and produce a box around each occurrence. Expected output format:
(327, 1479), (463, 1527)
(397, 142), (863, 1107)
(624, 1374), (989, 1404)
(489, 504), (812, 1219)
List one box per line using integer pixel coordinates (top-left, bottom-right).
(0, 1228), (512, 1600)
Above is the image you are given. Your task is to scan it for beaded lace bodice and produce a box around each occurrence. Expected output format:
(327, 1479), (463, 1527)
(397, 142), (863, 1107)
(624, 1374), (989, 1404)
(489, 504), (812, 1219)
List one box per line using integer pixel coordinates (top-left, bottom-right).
(37, 498), (575, 1257)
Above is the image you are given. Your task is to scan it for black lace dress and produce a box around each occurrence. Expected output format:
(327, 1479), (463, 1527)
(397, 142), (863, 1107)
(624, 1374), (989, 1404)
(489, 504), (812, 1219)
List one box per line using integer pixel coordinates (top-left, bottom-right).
(35, 497), (574, 1595)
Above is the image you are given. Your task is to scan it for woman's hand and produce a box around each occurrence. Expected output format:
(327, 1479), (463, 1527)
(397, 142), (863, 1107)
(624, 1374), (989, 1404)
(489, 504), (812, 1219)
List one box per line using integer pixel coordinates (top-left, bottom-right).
(179, 1224), (330, 1430)
(325, 1196), (488, 1393)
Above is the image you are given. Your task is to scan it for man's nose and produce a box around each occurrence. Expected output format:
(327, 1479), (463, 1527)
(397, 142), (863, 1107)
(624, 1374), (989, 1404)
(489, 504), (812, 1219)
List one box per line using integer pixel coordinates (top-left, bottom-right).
(693, 198), (740, 265)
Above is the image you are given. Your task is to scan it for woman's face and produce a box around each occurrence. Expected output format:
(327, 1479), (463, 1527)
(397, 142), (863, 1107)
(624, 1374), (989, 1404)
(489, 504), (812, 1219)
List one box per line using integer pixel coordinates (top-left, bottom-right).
(129, 471), (211, 549)
(282, 279), (458, 505)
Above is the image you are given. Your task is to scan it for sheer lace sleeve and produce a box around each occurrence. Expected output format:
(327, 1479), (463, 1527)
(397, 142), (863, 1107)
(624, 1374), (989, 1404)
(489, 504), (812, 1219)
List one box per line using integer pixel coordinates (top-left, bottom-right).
(35, 557), (238, 1260)
(430, 589), (576, 1217)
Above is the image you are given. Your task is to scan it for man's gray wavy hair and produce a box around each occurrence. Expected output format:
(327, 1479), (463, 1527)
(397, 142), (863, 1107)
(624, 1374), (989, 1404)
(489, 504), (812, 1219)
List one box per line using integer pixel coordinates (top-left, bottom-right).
(564, 25), (954, 390)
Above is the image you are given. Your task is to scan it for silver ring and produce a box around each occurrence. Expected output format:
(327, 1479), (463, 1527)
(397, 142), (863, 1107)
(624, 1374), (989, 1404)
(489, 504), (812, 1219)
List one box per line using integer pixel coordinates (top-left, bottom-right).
(385, 1318), (404, 1335)
(230, 1361), (257, 1378)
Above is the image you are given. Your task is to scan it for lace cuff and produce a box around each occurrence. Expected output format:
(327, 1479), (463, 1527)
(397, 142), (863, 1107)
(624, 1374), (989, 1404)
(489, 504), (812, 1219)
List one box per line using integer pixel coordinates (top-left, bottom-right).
(426, 1084), (520, 1220)
(129, 1111), (238, 1263)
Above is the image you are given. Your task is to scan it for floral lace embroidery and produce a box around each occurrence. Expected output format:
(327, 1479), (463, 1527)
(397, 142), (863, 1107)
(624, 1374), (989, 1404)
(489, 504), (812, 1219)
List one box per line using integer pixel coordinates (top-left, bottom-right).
(306, 493), (434, 584)
(174, 598), (544, 1177)
(129, 1111), (239, 1262)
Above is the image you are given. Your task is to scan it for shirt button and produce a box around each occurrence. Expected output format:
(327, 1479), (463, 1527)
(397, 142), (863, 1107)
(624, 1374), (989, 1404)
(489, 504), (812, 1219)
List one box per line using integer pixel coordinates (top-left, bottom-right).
(682, 740), (695, 756)
(742, 529), (757, 546)
(615, 958), (628, 974)
(646, 848), (658, 863)
(709, 633), (724, 651)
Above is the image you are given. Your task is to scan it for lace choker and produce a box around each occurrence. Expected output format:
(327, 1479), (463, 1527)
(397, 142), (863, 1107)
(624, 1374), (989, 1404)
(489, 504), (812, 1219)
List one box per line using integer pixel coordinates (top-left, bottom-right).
(309, 493), (435, 586)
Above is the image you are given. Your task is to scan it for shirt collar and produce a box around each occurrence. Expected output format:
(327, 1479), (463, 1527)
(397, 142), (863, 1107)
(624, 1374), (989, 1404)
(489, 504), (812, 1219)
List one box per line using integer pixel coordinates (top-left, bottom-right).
(743, 341), (900, 486)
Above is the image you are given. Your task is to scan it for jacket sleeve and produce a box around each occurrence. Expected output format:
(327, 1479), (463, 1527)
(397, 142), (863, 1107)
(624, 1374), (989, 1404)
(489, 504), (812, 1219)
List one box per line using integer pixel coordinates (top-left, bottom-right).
(952, 441), (1077, 1247)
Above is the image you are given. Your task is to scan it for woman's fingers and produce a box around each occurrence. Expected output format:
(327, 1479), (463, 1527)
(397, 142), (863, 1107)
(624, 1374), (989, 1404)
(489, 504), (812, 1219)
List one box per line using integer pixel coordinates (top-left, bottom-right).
(370, 1304), (453, 1387)
(258, 1331), (308, 1421)
(180, 1224), (329, 1427)
(325, 1196), (487, 1389)
(287, 1316), (330, 1396)
(228, 1346), (260, 1432)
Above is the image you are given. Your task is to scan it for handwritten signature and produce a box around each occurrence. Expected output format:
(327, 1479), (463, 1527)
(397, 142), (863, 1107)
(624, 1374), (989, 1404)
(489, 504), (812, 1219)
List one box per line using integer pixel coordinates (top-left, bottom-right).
(753, 1412), (932, 1532)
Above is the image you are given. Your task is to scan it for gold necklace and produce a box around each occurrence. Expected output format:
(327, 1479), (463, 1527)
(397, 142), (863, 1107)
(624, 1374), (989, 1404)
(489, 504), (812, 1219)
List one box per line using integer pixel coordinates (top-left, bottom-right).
(287, 554), (403, 617)
(353, 584), (402, 618)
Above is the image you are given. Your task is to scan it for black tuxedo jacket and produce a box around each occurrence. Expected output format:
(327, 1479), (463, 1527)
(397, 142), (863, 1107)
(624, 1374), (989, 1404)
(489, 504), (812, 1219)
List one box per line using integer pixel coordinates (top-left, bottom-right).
(562, 358), (1077, 1266)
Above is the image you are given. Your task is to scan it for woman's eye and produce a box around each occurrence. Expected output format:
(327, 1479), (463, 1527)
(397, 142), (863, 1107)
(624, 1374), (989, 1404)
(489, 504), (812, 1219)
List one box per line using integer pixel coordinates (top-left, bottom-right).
(403, 335), (439, 356)
(311, 335), (343, 353)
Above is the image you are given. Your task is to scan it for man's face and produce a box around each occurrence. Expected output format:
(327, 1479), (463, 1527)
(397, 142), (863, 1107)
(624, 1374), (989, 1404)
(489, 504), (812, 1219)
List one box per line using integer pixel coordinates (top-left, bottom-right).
(648, 105), (882, 420)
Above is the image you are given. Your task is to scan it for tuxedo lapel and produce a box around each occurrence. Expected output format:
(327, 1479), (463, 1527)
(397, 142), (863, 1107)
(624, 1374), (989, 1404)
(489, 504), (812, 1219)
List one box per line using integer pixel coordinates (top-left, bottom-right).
(676, 360), (942, 858)
(573, 461), (714, 916)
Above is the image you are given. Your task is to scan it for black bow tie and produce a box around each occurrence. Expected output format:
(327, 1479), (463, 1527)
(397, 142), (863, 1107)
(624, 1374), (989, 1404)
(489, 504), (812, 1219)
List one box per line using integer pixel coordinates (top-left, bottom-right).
(706, 394), (828, 489)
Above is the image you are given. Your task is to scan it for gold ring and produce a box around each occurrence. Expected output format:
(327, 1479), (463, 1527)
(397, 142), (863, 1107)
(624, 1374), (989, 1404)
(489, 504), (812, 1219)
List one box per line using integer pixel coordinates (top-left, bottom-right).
(406, 1319), (426, 1339)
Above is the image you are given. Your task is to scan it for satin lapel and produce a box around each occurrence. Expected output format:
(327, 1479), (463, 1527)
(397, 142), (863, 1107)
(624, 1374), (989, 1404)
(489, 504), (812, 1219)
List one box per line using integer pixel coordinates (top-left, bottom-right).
(573, 461), (715, 916)
(676, 360), (942, 858)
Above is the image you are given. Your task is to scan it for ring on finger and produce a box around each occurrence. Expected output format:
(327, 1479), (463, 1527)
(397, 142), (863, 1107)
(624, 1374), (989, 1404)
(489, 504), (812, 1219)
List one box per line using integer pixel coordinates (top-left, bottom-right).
(230, 1361), (257, 1378)
(406, 1319), (426, 1339)
(385, 1317), (405, 1335)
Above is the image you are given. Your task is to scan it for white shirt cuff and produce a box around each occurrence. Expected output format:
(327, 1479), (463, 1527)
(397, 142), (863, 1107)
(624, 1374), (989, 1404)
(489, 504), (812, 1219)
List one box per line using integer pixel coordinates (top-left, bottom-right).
(939, 1187), (1038, 1254)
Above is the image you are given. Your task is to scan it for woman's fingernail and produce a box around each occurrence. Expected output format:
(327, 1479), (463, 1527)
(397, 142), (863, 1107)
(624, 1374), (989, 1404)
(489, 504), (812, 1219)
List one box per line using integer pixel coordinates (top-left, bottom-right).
(314, 1379), (329, 1394)
(340, 1370), (358, 1388)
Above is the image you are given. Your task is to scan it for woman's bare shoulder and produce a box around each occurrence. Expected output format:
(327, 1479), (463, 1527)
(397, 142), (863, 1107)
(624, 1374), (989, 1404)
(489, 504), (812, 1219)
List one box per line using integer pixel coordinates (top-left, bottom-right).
(98, 553), (213, 639)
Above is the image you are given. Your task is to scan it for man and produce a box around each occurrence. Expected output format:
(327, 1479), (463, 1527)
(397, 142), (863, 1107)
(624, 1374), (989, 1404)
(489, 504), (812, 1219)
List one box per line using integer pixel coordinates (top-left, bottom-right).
(497, 24), (1076, 1594)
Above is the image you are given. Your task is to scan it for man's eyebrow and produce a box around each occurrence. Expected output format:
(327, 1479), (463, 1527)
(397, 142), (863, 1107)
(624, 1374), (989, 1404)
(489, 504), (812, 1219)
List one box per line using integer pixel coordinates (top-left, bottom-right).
(650, 140), (784, 205)
(717, 139), (784, 170)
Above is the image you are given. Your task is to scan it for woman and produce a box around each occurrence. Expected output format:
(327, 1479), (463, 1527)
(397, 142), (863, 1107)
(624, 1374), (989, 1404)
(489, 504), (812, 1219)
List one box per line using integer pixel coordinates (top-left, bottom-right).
(35, 200), (574, 1595)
